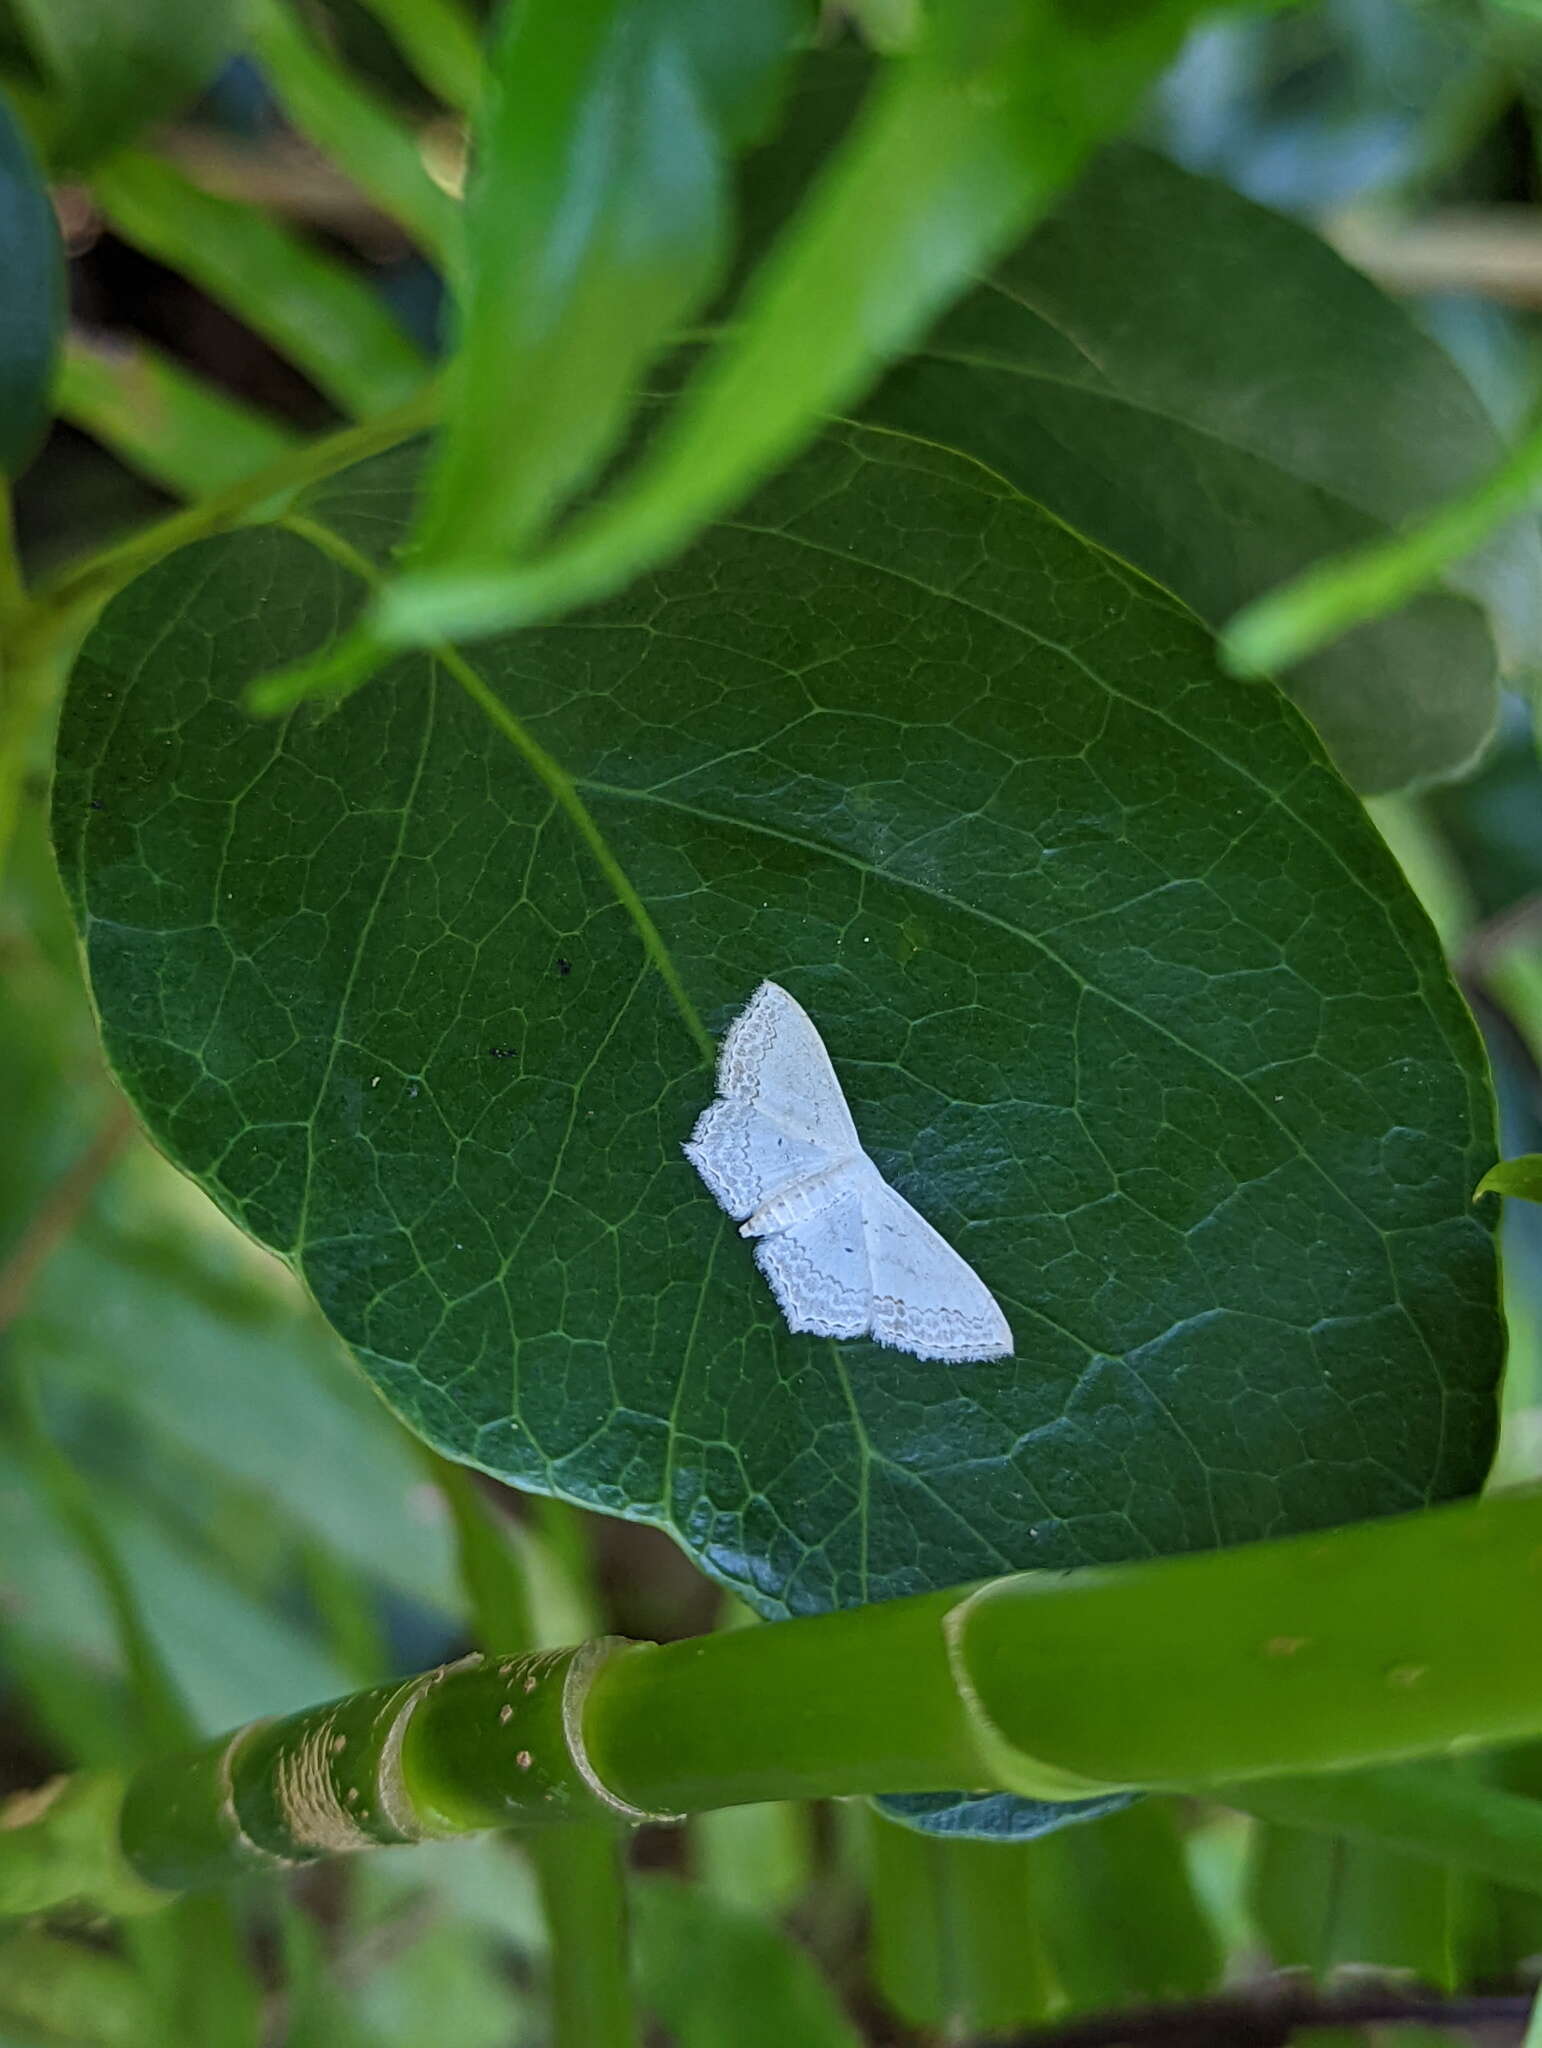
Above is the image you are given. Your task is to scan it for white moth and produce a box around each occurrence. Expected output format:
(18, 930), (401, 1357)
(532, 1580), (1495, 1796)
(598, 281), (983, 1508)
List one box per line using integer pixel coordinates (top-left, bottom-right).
(684, 981), (1013, 1364)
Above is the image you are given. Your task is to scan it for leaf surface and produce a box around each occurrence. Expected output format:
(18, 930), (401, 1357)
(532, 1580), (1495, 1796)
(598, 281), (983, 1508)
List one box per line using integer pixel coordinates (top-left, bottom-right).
(1, 0), (245, 169)
(54, 429), (1500, 1668)
(863, 144), (1538, 795)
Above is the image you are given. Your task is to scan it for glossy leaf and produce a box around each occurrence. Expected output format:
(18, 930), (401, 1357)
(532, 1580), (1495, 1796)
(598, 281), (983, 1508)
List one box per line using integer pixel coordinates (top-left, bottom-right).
(54, 429), (1500, 1727)
(863, 144), (1538, 796)
(0, 84), (60, 476)
(414, 0), (799, 570)
(1, 0), (244, 169)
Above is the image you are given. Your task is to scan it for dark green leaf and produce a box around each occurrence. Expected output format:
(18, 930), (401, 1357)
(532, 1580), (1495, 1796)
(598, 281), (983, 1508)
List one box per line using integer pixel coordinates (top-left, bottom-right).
(0, 83), (60, 476)
(1477, 1155), (1542, 1204)
(54, 429), (1500, 1655)
(1, 0), (245, 170)
(415, 0), (799, 569)
(862, 144), (1536, 796)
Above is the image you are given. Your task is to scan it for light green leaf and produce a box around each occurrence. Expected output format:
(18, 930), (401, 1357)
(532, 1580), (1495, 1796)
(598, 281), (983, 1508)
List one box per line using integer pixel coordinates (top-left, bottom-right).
(54, 428), (1500, 1650)
(92, 152), (430, 420)
(1, 0), (244, 169)
(251, 0), (461, 265)
(866, 1815), (1054, 2034)
(1033, 1799), (1220, 2009)
(1248, 1820), (1464, 1984)
(0, 84), (60, 477)
(414, 0), (798, 571)
(378, 0), (1282, 649)
(634, 1877), (862, 2048)
(57, 330), (300, 499)
(352, 0), (483, 113)
(863, 143), (1534, 797)
(1476, 1154), (1542, 1204)
(0, 1929), (156, 2047)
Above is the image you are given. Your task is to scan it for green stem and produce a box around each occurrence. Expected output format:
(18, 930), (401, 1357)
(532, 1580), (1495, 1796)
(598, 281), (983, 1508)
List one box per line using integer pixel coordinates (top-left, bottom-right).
(9, 383), (440, 678)
(431, 1459), (640, 2048)
(17, 1487), (1542, 1912)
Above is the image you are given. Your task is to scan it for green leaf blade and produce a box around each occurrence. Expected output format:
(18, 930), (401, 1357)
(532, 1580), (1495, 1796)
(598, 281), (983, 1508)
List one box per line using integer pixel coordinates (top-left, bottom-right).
(92, 153), (430, 420)
(3, 0), (245, 169)
(860, 144), (1534, 796)
(53, 429), (1501, 1642)
(1476, 1155), (1542, 1204)
(416, 0), (799, 569)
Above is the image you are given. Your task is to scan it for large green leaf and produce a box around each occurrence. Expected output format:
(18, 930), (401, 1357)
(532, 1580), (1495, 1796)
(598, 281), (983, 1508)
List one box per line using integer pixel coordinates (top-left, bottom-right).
(53, 429), (1499, 1681)
(862, 143), (1540, 797)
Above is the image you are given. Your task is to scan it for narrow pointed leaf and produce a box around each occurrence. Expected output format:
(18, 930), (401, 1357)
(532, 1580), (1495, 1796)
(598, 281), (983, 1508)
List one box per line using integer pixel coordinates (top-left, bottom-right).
(382, 0), (1279, 647)
(1476, 1155), (1542, 1204)
(415, 0), (799, 568)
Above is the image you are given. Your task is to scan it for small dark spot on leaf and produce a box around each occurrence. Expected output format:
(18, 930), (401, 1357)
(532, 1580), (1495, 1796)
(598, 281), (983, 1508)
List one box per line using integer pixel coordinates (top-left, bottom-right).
(555, 957), (572, 977)
(87, 799), (105, 812)
(487, 1047), (518, 1059)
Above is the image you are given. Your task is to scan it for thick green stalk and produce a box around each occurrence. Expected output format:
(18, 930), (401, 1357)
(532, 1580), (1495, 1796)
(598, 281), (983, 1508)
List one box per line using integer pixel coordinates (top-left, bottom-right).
(949, 1485), (1542, 1792)
(121, 1639), (665, 1893)
(16, 1488), (1542, 1911)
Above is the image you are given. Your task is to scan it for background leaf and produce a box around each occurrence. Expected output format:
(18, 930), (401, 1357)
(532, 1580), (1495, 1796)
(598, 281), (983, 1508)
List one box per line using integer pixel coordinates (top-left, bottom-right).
(53, 428), (1501, 1800)
(861, 143), (1539, 796)
(633, 1876), (864, 2048)
(0, 0), (246, 170)
(92, 153), (430, 420)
